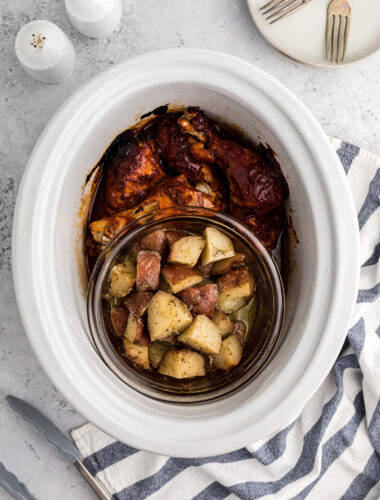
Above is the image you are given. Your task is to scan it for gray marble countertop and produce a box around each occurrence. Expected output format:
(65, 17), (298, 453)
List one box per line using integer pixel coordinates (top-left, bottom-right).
(1, 1), (379, 498)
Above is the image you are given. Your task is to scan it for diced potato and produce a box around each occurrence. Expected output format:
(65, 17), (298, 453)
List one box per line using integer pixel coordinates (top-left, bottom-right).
(125, 313), (142, 343)
(123, 339), (150, 369)
(165, 230), (188, 246)
(232, 321), (246, 344)
(212, 310), (235, 337)
(148, 341), (170, 368)
(168, 236), (206, 267)
(110, 307), (129, 336)
(178, 315), (222, 355)
(201, 227), (235, 266)
(211, 253), (246, 275)
(177, 283), (218, 317)
(140, 230), (167, 256)
(136, 251), (161, 292)
(161, 264), (203, 294)
(217, 267), (254, 314)
(109, 261), (136, 298)
(125, 291), (154, 318)
(158, 349), (206, 379)
(232, 296), (256, 339)
(212, 335), (243, 371)
(124, 314), (150, 345)
(197, 262), (214, 279)
(147, 291), (193, 341)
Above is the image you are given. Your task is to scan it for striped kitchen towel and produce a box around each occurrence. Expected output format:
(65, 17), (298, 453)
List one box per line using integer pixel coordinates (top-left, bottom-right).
(71, 139), (380, 500)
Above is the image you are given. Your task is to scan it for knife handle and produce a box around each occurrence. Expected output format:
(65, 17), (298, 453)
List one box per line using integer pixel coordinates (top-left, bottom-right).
(74, 460), (110, 500)
(0, 463), (35, 500)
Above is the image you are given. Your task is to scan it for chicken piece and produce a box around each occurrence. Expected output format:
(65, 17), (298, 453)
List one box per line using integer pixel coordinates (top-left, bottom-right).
(89, 199), (160, 246)
(179, 109), (288, 214)
(156, 115), (227, 210)
(156, 114), (203, 181)
(89, 176), (217, 247)
(136, 251), (161, 292)
(230, 204), (286, 250)
(104, 139), (166, 212)
(125, 291), (154, 317)
(158, 174), (216, 209)
(89, 213), (135, 246)
(177, 283), (218, 318)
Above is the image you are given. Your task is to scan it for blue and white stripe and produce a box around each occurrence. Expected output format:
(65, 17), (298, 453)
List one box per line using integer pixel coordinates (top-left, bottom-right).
(72, 138), (380, 500)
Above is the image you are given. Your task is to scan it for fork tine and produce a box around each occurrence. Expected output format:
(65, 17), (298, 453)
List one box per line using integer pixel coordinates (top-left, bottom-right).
(266, 0), (300, 21)
(268, 1), (304, 24)
(262, 0), (291, 15)
(326, 12), (332, 60)
(337, 15), (344, 63)
(331, 14), (338, 62)
(343, 16), (351, 62)
(259, 0), (281, 11)
(262, 0), (290, 15)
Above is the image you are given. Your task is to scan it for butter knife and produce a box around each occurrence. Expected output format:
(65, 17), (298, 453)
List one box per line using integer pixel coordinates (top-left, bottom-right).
(0, 463), (35, 500)
(6, 395), (109, 500)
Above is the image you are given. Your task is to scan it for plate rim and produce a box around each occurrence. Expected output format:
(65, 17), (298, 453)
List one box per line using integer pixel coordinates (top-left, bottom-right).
(246, 0), (380, 68)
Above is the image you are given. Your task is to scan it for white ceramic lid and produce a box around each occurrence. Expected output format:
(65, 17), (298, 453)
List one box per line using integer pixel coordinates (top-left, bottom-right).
(13, 49), (359, 457)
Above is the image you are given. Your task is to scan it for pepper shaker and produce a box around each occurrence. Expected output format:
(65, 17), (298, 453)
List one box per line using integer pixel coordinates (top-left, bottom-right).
(64, 0), (123, 38)
(15, 20), (75, 83)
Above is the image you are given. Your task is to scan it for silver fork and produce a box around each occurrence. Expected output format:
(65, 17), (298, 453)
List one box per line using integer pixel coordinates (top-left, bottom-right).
(259, 0), (312, 24)
(326, 0), (352, 63)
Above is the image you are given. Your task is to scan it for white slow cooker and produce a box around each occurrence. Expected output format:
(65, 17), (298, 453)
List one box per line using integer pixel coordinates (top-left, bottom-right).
(12, 49), (359, 457)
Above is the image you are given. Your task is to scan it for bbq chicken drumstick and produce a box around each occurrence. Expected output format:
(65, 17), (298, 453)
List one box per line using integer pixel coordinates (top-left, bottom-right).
(178, 109), (288, 214)
(156, 114), (227, 211)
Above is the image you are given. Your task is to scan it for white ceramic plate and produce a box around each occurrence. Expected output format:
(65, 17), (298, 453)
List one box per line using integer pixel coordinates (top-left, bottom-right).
(247, 0), (380, 67)
(13, 49), (359, 457)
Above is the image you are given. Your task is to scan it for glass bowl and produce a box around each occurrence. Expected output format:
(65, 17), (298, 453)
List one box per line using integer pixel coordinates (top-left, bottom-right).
(87, 206), (285, 404)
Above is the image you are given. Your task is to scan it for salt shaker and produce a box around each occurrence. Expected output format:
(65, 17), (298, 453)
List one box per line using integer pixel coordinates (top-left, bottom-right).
(15, 20), (75, 84)
(64, 0), (123, 38)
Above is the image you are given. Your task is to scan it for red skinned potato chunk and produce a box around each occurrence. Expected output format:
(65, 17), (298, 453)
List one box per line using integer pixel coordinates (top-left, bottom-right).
(136, 251), (161, 292)
(140, 230), (167, 257)
(110, 307), (129, 336)
(177, 283), (218, 318)
(161, 264), (203, 293)
(165, 230), (188, 246)
(197, 263), (214, 279)
(211, 253), (246, 276)
(217, 267), (255, 314)
(233, 321), (246, 344)
(125, 291), (154, 318)
(124, 314), (150, 346)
